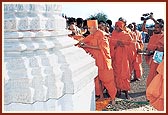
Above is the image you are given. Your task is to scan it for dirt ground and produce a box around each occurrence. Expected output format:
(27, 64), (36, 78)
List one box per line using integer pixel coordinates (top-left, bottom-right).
(129, 43), (149, 102)
(96, 43), (158, 111)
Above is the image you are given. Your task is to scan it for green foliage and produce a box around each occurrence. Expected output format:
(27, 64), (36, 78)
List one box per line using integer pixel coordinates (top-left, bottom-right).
(87, 12), (108, 22)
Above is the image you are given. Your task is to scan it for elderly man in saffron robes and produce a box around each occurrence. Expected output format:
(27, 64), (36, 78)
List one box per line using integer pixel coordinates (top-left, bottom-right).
(78, 20), (117, 105)
(109, 21), (133, 99)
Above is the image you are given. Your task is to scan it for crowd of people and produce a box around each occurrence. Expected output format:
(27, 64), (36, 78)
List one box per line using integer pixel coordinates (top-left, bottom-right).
(66, 15), (164, 111)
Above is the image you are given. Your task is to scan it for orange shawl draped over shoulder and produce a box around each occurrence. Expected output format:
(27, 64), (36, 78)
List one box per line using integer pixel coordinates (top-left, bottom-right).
(146, 60), (164, 111)
(109, 30), (133, 91)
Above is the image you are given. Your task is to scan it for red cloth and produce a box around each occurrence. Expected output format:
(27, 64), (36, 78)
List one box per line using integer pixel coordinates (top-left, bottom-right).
(115, 21), (125, 30)
(133, 30), (144, 78)
(145, 34), (164, 87)
(146, 60), (164, 111)
(109, 30), (133, 91)
(82, 30), (117, 99)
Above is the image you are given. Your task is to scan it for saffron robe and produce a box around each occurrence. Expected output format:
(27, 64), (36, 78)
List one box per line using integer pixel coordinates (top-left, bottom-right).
(133, 30), (144, 78)
(109, 30), (133, 91)
(145, 33), (164, 87)
(146, 60), (164, 111)
(82, 30), (117, 100)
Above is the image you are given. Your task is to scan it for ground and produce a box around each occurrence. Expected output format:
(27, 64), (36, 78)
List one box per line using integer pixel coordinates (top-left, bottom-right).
(96, 43), (158, 111)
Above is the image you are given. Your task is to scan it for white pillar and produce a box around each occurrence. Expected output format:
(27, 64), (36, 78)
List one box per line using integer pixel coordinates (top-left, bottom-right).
(3, 3), (98, 112)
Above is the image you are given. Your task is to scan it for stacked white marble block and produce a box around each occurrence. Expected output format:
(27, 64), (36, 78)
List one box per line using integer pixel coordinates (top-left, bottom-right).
(3, 4), (98, 112)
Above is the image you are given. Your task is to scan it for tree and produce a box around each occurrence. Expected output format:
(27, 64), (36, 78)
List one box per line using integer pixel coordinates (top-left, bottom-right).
(87, 12), (108, 23)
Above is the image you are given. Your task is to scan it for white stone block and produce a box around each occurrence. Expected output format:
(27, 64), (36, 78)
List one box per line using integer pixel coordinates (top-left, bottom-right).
(4, 63), (9, 85)
(4, 32), (24, 39)
(4, 18), (17, 31)
(17, 17), (29, 30)
(4, 3), (97, 112)
(4, 52), (22, 57)
(5, 81), (34, 104)
(4, 43), (27, 52)
(4, 80), (95, 112)
(22, 32), (36, 38)
(54, 80), (96, 111)
(4, 103), (32, 111)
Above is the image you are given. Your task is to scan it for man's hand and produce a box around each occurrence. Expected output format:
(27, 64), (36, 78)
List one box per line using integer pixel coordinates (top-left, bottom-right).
(74, 41), (88, 48)
(79, 42), (87, 47)
(117, 41), (124, 47)
(149, 14), (154, 20)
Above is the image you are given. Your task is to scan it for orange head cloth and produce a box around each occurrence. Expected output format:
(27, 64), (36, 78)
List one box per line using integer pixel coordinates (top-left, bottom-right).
(115, 21), (124, 30)
(87, 20), (98, 28)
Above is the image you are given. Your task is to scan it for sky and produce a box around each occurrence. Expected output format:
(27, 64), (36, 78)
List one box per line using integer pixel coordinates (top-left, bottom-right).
(61, 2), (166, 25)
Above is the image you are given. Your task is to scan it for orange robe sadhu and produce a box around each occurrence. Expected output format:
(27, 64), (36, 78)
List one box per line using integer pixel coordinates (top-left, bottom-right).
(133, 30), (144, 79)
(125, 30), (137, 78)
(145, 33), (164, 87)
(146, 60), (164, 111)
(124, 29), (143, 80)
(82, 21), (117, 100)
(109, 23), (133, 91)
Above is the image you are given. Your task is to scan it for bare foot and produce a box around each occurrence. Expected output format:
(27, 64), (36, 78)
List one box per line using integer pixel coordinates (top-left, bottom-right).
(111, 99), (115, 105)
(96, 92), (104, 101)
(124, 91), (130, 99)
(97, 97), (104, 101)
(106, 99), (115, 109)
(95, 95), (100, 101)
(116, 90), (121, 98)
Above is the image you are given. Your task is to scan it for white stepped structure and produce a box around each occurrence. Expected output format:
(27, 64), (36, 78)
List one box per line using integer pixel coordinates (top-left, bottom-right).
(3, 4), (98, 112)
